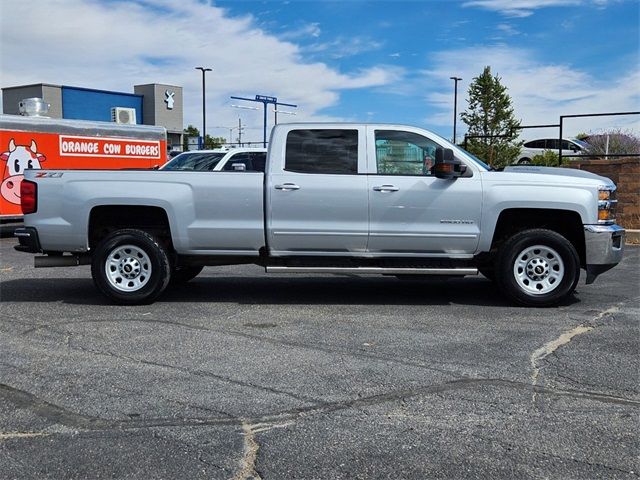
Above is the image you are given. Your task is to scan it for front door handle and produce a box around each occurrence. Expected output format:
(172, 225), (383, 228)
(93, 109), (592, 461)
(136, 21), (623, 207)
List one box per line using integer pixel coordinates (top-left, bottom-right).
(275, 183), (300, 191)
(373, 185), (399, 192)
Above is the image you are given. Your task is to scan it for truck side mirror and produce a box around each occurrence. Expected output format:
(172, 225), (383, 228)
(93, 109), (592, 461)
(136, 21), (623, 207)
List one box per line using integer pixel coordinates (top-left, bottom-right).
(433, 147), (466, 179)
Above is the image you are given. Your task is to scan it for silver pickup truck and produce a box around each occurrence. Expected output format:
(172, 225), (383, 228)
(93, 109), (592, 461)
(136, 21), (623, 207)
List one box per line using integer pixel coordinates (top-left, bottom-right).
(15, 123), (625, 306)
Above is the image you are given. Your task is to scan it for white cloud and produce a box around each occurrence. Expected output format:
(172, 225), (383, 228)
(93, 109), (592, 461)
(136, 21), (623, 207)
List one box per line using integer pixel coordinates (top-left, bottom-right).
(279, 22), (321, 40)
(495, 24), (520, 36)
(305, 36), (384, 59)
(423, 46), (640, 138)
(0, 0), (399, 141)
(462, 0), (611, 17)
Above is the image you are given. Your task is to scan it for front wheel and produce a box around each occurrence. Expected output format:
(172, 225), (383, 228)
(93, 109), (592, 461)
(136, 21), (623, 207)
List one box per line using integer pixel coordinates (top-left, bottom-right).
(496, 229), (580, 307)
(91, 229), (171, 305)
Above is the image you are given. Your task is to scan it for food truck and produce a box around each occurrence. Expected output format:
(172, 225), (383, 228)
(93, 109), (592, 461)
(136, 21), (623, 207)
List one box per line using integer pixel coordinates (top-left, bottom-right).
(0, 112), (167, 221)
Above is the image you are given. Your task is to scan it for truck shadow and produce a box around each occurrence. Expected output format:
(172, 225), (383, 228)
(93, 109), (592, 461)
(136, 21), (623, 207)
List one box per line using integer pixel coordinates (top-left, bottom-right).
(0, 275), (581, 308)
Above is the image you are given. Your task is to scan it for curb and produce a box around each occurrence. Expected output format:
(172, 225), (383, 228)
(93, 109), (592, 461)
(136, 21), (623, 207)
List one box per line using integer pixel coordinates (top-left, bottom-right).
(626, 229), (640, 245)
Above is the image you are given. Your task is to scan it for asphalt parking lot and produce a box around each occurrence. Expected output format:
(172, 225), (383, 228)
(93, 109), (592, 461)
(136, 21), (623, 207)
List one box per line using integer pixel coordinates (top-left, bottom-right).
(0, 236), (638, 479)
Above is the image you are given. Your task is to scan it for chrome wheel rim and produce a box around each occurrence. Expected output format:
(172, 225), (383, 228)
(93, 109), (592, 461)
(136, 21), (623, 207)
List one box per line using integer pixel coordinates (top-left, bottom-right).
(105, 245), (152, 292)
(513, 245), (564, 295)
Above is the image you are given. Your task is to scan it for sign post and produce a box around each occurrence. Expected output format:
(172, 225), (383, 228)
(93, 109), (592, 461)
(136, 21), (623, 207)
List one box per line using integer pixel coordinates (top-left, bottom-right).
(230, 95), (297, 147)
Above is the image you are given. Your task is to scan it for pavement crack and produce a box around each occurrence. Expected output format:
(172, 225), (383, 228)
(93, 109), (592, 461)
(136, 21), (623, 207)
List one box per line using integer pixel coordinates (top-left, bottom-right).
(530, 325), (594, 390)
(1, 377), (637, 436)
(474, 432), (638, 476)
(554, 371), (640, 397)
(529, 304), (621, 403)
(233, 421), (262, 480)
(0, 431), (50, 440)
(67, 340), (322, 407)
(21, 318), (466, 380)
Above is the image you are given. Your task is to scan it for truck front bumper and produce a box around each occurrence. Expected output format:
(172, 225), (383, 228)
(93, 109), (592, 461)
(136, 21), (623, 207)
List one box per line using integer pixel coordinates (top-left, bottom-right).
(584, 224), (625, 284)
(14, 227), (42, 253)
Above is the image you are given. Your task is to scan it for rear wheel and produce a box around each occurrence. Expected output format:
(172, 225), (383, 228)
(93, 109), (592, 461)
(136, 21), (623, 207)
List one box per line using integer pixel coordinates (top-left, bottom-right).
(496, 229), (580, 307)
(91, 229), (171, 305)
(518, 158), (532, 165)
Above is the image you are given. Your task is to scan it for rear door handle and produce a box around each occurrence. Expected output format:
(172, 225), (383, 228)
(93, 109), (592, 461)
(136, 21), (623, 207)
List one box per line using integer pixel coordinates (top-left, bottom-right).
(275, 183), (300, 191)
(373, 185), (399, 192)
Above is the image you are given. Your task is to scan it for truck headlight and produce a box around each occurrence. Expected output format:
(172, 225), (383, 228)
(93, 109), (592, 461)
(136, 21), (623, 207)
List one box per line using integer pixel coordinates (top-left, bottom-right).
(598, 186), (617, 224)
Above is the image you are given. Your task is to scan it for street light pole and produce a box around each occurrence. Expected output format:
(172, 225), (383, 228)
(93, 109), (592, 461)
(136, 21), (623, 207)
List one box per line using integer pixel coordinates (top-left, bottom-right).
(450, 76), (462, 144)
(195, 66), (212, 148)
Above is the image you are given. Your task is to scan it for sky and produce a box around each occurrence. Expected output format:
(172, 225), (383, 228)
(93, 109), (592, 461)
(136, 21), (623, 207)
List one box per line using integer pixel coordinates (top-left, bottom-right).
(1, 0), (639, 143)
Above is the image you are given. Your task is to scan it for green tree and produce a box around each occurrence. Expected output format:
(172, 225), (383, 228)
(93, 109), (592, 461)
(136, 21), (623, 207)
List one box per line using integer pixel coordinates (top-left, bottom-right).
(461, 66), (522, 168)
(182, 125), (225, 150)
(183, 125), (200, 151)
(204, 135), (225, 149)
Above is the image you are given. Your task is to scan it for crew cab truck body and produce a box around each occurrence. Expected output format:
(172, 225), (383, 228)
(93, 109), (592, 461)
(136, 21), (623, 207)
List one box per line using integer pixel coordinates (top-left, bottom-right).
(15, 123), (625, 306)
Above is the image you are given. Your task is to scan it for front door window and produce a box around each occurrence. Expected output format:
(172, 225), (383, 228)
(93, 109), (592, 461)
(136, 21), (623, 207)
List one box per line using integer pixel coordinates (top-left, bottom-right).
(375, 130), (439, 176)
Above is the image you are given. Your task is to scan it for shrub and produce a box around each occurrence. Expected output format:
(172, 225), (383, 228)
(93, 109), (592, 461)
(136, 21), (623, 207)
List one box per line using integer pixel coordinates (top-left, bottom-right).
(530, 150), (568, 166)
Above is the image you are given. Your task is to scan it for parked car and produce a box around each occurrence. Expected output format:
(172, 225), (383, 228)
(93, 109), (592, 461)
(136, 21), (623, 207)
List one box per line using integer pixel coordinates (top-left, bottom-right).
(517, 138), (589, 164)
(160, 148), (267, 172)
(15, 123), (624, 307)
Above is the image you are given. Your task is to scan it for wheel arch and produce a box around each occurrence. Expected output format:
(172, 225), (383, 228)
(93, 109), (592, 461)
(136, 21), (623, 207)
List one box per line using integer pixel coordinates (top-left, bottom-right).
(488, 208), (585, 267)
(88, 205), (173, 253)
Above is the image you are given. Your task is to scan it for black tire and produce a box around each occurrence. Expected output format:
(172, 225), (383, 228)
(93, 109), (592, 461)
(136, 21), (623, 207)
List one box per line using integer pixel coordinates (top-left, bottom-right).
(518, 158), (532, 165)
(496, 229), (580, 307)
(171, 265), (204, 284)
(91, 229), (171, 305)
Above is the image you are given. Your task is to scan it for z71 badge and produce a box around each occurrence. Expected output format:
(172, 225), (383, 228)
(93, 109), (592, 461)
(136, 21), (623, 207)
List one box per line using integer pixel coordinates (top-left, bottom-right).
(34, 172), (64, 178)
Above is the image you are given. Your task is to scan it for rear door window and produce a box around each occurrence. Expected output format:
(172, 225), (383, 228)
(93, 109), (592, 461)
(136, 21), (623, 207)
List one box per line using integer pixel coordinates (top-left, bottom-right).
(285, 129), (358, 174)
(546, 139), (559, 149)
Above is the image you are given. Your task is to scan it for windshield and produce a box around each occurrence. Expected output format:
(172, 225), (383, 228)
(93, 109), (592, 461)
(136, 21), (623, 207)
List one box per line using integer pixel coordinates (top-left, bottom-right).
(572, 139), (590, 149)
(429, 131), (490, 171)
(160, 152), (225, 171)
(454, 146), (491, 170)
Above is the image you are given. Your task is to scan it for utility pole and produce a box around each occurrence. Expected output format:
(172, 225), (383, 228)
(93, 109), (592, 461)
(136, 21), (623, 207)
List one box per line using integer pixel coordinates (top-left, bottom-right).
(195, 66), (212, 148)
(450, 76), (462, 144)
(230, 94), (297, 147)
(237, 118), (243, 146)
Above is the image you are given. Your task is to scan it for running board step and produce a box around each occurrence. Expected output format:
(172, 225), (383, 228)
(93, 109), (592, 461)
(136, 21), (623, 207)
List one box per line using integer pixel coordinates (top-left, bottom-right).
(265, 266), (477, 276)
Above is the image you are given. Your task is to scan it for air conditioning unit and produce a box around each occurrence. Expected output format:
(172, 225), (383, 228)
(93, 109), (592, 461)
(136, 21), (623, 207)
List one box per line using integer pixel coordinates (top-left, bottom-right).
(111, 107), (137, 125)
